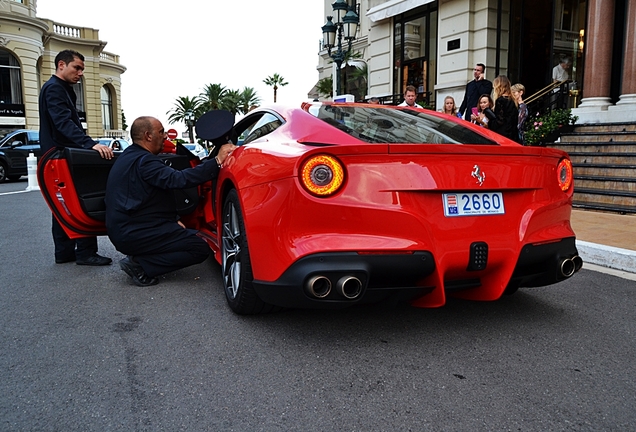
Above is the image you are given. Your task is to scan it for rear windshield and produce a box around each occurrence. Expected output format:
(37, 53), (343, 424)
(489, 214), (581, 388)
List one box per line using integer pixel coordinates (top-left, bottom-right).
(310, 104), (496, 145)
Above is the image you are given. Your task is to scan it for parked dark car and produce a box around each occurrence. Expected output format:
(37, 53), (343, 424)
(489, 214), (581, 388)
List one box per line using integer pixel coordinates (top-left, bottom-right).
(0, 129), (41, 182)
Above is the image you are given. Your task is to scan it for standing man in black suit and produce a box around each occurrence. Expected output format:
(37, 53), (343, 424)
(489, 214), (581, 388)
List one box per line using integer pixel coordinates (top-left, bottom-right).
(458, 63), (493, 121)
(39, 49), (113, 266)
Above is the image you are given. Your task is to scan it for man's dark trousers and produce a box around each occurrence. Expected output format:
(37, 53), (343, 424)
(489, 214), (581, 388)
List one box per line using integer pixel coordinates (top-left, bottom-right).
(52, 215), (98, 261)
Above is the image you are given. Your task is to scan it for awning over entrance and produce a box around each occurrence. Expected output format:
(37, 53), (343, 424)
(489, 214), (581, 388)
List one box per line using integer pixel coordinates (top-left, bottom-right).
(307, 81), (320, 100)
(366, 0), (434, 23)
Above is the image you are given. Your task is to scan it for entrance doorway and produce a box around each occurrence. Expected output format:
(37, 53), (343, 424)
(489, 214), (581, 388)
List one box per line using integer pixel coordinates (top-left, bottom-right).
(393, 5), (438, 107)
(509, 0), (586, 107)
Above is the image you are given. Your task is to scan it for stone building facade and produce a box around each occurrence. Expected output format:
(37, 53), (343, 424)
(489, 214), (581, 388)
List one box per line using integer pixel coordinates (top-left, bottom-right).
(316, 0), (635, 124)
(0, 0), (126, 137)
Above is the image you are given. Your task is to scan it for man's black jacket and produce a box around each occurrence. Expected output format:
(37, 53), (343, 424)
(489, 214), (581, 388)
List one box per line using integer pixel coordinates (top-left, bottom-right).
(39, 75), (96, 153)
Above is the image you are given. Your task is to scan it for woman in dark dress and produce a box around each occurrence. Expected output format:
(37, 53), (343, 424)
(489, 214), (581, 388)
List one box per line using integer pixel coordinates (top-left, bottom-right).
(485, 75), (520, 143)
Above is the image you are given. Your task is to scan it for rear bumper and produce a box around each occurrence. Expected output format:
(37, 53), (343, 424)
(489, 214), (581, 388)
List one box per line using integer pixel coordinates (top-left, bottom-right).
(252, 237), (581, 309)
(252, 251), (436, 309)
(510, 237), (580, 288)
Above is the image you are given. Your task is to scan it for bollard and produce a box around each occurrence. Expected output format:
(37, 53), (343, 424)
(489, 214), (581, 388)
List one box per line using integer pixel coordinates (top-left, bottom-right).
(25, 152), (40, 191)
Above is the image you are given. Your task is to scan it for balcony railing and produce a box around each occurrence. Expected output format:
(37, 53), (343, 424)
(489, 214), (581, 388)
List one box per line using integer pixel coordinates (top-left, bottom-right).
(52, 23), (82, 38)
(100, 52), (120, 63)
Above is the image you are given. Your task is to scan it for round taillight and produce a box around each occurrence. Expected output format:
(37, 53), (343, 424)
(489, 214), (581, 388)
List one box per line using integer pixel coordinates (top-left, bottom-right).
(300, 155), (345, 196)
(557, 158), (573, 192)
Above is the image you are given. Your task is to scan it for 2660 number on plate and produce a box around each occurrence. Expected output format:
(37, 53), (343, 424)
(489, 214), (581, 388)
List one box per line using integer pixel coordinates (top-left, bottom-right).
(443, 192), (505, 217)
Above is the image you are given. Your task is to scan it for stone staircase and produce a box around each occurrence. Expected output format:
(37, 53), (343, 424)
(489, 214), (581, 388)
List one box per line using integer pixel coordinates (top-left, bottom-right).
(549, 122), (636, 214)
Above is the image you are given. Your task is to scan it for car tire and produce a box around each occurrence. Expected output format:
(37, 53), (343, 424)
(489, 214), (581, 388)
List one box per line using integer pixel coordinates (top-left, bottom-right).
(221, 189), (279, 314)
(0, 162), (7, 182)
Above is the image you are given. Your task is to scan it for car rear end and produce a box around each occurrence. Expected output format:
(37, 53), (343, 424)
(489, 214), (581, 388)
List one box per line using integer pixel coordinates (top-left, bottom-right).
(242, 104), (580, 308)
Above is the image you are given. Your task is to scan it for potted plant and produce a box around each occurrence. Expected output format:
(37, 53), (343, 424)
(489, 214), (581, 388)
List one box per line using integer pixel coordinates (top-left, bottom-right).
(524, 108), (578, 146)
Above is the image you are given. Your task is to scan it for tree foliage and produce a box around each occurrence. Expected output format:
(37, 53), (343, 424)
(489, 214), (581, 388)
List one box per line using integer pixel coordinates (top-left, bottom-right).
(222, 89), (241, 115)
(316, 77), (333, 98)
(170, 81), (266, 140)
(166, 96), (203, 143)
(237, 87), (261, 114)
(166, 96), (203, 124)
(524, 108), (578, 146)
(199, 83), (227, 112)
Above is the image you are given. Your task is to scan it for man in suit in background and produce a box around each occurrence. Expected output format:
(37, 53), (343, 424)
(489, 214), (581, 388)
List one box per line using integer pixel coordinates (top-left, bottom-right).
(39, 49), (113, 266)
(458, 63), (493, 121)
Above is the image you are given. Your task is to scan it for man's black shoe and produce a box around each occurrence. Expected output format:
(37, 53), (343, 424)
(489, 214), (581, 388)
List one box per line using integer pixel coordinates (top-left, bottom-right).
(76, 254), (113, 266)
(119, 257), (159, 287)
(55, 255), (76, 264)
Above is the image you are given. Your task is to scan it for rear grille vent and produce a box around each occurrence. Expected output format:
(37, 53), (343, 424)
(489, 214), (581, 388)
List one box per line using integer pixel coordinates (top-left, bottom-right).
(467, 241), (488, 271)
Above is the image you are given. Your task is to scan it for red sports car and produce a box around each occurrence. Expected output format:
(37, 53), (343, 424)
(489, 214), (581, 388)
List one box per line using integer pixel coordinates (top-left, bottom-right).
(38, 102), (582, 314)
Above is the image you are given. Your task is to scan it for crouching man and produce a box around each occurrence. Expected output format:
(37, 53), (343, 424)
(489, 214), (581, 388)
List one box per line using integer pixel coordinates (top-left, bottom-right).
(105, 116), (236, 286)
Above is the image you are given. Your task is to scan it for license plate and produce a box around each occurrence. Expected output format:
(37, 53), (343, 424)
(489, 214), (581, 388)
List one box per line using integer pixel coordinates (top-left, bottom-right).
(443, 192), (505, 217)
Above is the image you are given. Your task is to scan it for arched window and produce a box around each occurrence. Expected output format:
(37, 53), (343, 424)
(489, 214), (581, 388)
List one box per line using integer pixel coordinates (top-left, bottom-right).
(0, 50), (23, 105)
(101, 86), (113, 130)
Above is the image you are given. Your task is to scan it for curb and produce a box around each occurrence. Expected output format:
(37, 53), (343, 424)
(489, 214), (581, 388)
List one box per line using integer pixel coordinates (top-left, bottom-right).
(576, 240), (636, 274)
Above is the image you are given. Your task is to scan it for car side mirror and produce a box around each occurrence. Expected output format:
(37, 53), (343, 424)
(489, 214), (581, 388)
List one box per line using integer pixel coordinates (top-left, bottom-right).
(10, 140), (24, 148)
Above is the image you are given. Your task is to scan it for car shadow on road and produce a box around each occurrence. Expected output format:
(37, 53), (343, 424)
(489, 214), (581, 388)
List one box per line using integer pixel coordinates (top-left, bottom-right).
(237, 286), (580, 347)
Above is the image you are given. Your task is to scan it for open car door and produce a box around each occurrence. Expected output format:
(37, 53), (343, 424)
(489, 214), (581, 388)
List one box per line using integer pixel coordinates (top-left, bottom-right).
(38, 146), (205, 240)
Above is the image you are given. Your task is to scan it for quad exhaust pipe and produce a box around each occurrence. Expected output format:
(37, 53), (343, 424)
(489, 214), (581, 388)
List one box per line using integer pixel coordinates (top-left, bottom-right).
(336, 276), (363, 300)
(559, 255), (583, 278)
(305, 275), (332, 298)
(305, 275), (363, 300)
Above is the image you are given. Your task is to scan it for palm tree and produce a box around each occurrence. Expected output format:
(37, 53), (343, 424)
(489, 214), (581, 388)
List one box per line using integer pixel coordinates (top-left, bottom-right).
(346, 63), (368, 101)
(329, 50), (364, 97)
(166, 96), (202, 142)
(316, 77), (333, 99)
(237, 87), (261, 114)
(221, 89), (241, 115)
(199, 83), (227, 112)
(263, 73), (288, 103)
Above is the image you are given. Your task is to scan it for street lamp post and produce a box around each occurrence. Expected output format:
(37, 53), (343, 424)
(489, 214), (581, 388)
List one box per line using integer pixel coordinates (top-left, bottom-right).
(185, 110), (195, 143)
(322, 0), (359, 96)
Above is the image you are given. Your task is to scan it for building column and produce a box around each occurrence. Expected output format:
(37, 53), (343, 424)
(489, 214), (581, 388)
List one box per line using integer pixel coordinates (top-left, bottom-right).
(609, 0), (636, 113)
(575, 0), (614, 114)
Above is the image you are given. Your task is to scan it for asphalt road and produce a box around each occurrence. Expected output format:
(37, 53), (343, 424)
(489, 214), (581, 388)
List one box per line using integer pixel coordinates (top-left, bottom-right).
(1, 179), (635, 431)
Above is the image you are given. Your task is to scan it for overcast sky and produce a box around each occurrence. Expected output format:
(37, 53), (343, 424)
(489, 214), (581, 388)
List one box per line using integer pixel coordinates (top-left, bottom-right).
(37, 0), (325, 136)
